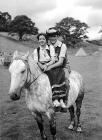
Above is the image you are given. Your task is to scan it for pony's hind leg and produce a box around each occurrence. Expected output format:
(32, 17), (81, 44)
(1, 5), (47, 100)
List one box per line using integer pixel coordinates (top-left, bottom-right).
(35, 112), (47, 140)
(68, 105), (75, 130)
(75, 92), (84, 132)
(49, 112), (57, 140)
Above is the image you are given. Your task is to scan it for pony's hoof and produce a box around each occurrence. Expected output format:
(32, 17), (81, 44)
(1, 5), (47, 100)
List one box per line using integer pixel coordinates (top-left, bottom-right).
(52, 135), (57, 140)
(68, 121), (75, 130)
(41, 134), (47, 140)
(42, 137), (47, 140)
(76, 126), (82, 132)
(68, 124), (74, 130)
(53, 138), (57, 140)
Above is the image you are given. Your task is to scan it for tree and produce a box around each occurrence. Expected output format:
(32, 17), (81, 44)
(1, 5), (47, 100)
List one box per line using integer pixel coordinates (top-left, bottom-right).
(99, 26), (102, 39)
(54, 17), (89, 47)
(9, 15), (38, 40)
(0, 11), (11, 31)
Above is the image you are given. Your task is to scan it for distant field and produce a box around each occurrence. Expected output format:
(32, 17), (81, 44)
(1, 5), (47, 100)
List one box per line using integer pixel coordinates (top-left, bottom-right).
(0, 32), (101, 56)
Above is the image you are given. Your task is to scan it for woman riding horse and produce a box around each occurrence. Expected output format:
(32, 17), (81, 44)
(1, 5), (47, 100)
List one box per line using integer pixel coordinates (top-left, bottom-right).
(33, 33), (55, 71)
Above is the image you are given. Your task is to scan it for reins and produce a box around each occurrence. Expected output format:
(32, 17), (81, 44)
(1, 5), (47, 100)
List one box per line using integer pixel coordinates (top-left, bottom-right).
(24, 66), (42, 89)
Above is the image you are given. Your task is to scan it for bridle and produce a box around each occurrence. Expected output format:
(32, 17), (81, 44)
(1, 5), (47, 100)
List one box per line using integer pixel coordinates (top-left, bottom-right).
(13, 57), (42, 90)
(23, 59), (42, 90)
(24, 64), (41, 89)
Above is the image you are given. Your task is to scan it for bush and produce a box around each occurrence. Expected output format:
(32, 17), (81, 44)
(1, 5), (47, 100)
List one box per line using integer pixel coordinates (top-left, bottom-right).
(3, 55), (12, 67)
(87, 40), (102, 46)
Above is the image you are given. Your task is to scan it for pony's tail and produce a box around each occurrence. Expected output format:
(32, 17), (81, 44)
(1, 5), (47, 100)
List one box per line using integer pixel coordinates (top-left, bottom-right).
(80, 80), (85, 95)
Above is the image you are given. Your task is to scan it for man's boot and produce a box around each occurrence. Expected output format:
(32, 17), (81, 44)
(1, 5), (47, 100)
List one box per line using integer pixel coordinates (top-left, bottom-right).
(60, 99), (67, 108)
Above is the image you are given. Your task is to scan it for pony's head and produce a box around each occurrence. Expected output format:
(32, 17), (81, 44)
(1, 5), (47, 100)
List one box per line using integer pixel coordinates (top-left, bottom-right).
(9, 50), (29, 101)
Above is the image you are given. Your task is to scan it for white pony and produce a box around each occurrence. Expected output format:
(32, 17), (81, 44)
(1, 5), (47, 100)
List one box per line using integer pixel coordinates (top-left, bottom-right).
(9, 51), (84, 140)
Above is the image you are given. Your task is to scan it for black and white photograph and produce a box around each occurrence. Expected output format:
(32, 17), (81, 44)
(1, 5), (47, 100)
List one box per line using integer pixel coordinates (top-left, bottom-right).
(0, 0), (102, 140)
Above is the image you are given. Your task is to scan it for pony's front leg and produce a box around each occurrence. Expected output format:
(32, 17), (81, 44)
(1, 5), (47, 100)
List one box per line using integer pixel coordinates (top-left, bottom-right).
(68, 105), (75, 130)
(49, 112), (57, 140)
(47, 110), (57, 140)
(35, 112), (47, 140)
(75, 93), (84, 132)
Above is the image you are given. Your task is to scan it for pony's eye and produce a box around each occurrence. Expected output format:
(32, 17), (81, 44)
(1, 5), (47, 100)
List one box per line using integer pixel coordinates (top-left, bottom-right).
(21, 70), (25, 74)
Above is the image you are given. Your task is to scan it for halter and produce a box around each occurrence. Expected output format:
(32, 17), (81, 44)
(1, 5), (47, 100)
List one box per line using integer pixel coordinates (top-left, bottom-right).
(13, 57), (42, 90)
(24, 65), (42, 89)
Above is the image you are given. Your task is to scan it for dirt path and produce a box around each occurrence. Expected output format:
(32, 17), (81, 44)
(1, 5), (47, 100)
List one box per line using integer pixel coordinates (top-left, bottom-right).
(0, 52), (102, 140)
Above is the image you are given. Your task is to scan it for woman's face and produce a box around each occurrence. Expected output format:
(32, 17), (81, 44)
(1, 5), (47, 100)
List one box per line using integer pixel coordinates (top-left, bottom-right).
(38, 35), (46, 46)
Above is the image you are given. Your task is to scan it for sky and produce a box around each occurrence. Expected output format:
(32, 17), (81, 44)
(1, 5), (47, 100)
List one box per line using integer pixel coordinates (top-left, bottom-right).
(0, 0), (102, 39)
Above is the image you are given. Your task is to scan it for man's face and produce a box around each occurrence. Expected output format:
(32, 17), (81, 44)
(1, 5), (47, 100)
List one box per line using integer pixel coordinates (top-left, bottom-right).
(49, 35), (58, 45)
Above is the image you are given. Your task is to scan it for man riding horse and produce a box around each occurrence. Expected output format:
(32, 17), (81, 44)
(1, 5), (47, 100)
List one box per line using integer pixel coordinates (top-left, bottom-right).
(46, 28), (71, 109)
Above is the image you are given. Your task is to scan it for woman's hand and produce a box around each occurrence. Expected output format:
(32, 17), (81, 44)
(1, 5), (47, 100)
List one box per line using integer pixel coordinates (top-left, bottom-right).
(46, 65), (52, 71)
(43, 64), (47, 71)
(37, 62), (44, 70)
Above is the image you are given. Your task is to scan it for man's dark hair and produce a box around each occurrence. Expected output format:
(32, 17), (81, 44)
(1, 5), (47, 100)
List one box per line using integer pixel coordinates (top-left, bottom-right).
(46, 28), (60, 38)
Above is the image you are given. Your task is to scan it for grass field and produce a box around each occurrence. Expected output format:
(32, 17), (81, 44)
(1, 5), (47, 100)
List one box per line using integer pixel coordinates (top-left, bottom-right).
(0, 35), (102, 140)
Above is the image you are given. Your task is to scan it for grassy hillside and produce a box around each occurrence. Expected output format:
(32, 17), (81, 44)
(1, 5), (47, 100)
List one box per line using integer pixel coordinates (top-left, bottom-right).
(0, 34), (33, 54)
(73, 41), (100, 54)
(0, 32), (101, 56)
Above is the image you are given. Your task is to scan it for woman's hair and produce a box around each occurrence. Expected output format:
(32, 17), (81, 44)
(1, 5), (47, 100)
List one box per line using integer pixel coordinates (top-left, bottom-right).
(37, 33), (48, 41)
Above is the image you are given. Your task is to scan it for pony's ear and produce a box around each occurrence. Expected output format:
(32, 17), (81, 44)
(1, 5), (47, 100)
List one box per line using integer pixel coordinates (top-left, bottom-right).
(13, 50), (18, 59)
(26, 51), (30, 58)
(22, 51), (29, 60)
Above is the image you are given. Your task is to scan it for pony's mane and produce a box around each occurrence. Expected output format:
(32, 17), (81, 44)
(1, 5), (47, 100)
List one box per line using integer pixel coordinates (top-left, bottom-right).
(13, 52), (28, 61)
(28, 55), (42, 77)
(12, 51), (42, 78)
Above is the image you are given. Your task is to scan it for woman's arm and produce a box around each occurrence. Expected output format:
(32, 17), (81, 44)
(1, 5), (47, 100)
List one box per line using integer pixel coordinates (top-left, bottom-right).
(37, 62), (45, 70)
(32, 49), (38, 62)
(32, 49), (45, 70)
(44, 45), (55, 67)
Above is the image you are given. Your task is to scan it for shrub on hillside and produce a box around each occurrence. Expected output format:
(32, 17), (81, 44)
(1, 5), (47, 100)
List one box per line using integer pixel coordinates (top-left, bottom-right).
(3, 54), (12, 67)
(74, 41), (88, 48)
(87, 40), (102, 46)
